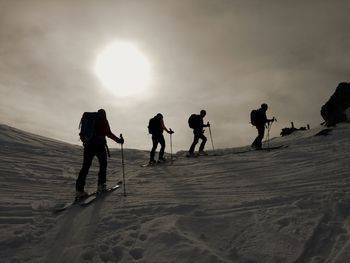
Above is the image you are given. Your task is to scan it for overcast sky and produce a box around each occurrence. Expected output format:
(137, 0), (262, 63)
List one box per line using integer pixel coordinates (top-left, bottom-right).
(1, 0), (349, 151)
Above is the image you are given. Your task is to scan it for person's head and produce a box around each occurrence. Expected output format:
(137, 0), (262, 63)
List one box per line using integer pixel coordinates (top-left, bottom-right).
(156, 113), (163, 120)
(98, 109), (107, 118)
(261, 103), (268, 111)
(200, 110), (206, 117)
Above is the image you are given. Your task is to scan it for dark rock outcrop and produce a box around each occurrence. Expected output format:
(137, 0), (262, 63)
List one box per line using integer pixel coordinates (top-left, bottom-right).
(280, 122), (309, 136)
(321, 82), (350, 127)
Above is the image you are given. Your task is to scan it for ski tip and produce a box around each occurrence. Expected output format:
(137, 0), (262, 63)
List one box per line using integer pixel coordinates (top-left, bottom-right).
(186, 154), (198, 158)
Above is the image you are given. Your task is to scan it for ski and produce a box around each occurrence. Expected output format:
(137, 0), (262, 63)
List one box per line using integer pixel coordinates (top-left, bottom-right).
(186, 152), (214, 158)
(140, 163), (155, 167)
(81, 181), (122, 206)
(140, 158), (177, 167)
(259, 145), (288, 151)
(54, 181), (122, 213)
(234, 145), (288, 154)
(54, 192), (97, 213)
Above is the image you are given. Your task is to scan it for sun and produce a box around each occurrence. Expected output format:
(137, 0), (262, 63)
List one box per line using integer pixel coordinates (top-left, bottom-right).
(94, 42), (151, 97)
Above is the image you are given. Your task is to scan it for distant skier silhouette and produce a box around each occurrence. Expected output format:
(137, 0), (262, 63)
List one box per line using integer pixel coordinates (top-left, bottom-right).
(148, 113), (174, 164)
(76, 109), (124, 200)
(250, 103), (275, 149)
(188, 110), (210, 156)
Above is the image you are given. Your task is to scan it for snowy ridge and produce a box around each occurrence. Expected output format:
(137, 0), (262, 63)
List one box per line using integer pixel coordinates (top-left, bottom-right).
(1, 123), (350, 262)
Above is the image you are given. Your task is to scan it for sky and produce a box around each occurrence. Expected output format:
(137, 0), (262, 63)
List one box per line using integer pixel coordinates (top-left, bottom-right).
(0, 0), (349, 151)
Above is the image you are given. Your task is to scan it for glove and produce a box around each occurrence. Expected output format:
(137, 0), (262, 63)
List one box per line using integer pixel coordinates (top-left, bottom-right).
(169, 129), (174, 134)
(207, 122), (210, 127)
(117, 137), (124, 144)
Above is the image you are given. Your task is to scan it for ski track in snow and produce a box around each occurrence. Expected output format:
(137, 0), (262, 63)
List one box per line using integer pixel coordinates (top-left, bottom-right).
(1, 123), (350, 262)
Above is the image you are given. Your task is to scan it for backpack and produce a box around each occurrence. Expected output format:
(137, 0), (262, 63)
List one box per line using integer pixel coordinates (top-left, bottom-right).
(250, 109), (260, 126)
(79, 112), (100, 143)
(148, 116), (161, 134)
(188, 114), (199, 129)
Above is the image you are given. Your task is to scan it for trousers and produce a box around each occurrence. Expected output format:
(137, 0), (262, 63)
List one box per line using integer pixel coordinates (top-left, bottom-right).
(189, 130), (207, 153)
(252, 125), (265, 148)
(76, 143), (107, 191)
(150, 134), (165, 161)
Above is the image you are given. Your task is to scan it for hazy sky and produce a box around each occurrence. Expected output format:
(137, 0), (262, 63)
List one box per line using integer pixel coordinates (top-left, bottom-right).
(1, 0), (349, 151)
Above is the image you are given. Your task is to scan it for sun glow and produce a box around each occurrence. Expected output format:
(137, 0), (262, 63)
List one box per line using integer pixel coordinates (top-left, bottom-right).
(95, 42), (151, 97)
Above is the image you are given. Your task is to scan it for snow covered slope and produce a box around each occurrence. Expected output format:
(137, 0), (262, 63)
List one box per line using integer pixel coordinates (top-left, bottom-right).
(1, 123), (350, 263)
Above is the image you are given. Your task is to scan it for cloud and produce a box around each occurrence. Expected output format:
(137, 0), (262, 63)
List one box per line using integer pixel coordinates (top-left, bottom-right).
(0, 0), (350, 150)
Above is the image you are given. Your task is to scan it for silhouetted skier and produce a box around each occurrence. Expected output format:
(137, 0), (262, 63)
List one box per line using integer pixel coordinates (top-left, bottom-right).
(76, 109), (124, 199)
(188, 110), (210, 156)
(251, 103), (275, 149)
(148, 113), (174, 164)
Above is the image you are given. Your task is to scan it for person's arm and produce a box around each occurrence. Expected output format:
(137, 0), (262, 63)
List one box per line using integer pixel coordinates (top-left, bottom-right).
(161, 119), (174, 134)
(261, 111), (271, 124)
(105, 120), (124, 144)
(203, 121), (210, 127)
(267, 115), (276, 124)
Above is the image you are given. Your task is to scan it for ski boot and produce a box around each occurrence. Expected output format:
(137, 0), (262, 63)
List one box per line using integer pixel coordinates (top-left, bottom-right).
(149, 159), (157, 166)
(97, 184), (107, 194)
(158, 157), (166, 163)
(75, 190), (88, 201)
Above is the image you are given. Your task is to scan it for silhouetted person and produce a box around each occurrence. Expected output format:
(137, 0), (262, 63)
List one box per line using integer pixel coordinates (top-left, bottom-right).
(148, 113), (173, 164)
(76, 109), (124, 199)
(251, 103), (274, 149)
(188, 110), (210, 156)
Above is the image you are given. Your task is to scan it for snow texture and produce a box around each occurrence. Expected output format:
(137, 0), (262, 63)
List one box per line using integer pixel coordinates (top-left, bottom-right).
(1, 123), (350, 263)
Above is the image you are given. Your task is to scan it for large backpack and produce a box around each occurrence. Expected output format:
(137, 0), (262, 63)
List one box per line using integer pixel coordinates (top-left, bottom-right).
(79, 112), (100, 143)
(148, 116), (161, 134)
(250, 109), (260, 126)
(188, 114), (199, 129)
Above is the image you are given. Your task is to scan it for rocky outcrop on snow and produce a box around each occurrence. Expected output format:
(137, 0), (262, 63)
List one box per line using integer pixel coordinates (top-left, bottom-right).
(321, 82), (350, 126)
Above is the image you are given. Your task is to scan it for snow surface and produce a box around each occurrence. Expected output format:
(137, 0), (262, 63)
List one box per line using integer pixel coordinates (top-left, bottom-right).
(1, 123), (350, 263)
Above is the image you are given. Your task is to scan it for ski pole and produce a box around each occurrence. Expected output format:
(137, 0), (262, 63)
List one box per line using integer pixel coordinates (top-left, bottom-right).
(120, 134), (126, 197)
(208, 124), (216, 155)
(106, 144), (111, 158)
(267, 123), (271, 151)
(169, 129), (173, 162)
(266, 117), (276, 151)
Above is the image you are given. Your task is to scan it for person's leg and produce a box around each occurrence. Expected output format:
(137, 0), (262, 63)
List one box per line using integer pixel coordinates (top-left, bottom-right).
(252, 134), (259, 147)
(198, 134), (207, 152)
(253, 125), (265, 148)
(159, 134), (166, 160)
(189, 132), (200, 153)
(76, 144), (95, 192)
(150, 135), (159, 162)
(96, 145), (107, 187)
